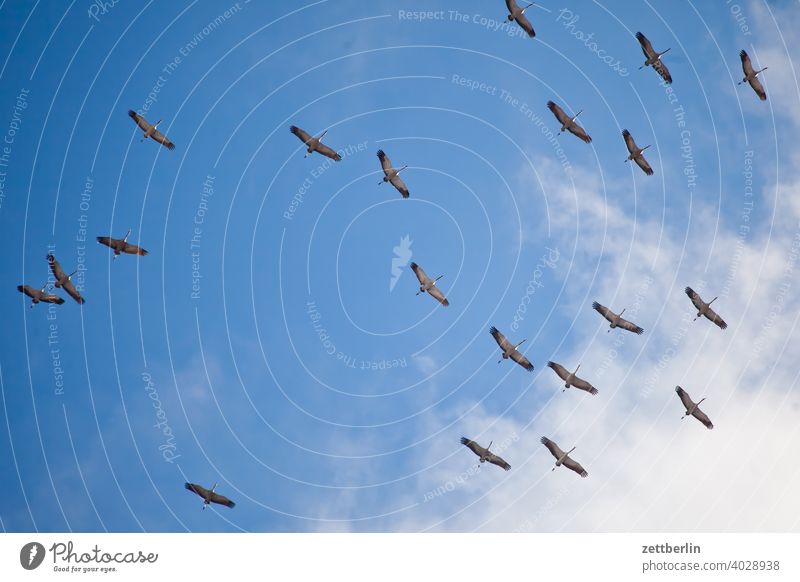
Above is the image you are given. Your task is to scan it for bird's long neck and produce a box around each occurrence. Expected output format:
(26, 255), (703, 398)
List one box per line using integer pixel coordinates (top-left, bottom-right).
(618, 308), (626, 317)
(211, 482), (217, 493)
(123, 228), (131, 242)
(758, 66), (768, 74)
(318, 130), (328, 140)
(574, 364), (581, 375)
(515, 339), (527, 349)
(659, 48), (671, 58)
(708, 297), (717, 305)
(397, 165), (408, 174)
(155, 120), (162, 128)
(486, 441), (492, 452)
(572, 110), (582, 121)
(522, 2), (534, 12)
(434, 275), (443, 282)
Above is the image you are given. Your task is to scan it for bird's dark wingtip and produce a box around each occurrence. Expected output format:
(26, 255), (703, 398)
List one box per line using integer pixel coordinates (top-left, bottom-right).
(289, 125), (298, 132)
(442, 299), (450, 307)
(16, 285), (24, 292)
(227, 501), (236, 508)
(489, 326), (498, 335)
(684, 286), (694, 295)
(580, 471), (588, 478)
(539, 436), (548, 445)
(591, 301), (600, 310)
(546, 361), (556, 368)
(459, 437), (469, 445)
(409, 261), (417, 269)
(590, 388), (599, 395)
(621, 129), (630, 137)
(184, 482), (193, 491)
(128, 110), (137, 118)
(525, 363), (535, 372)
(546, 100), (555, 108)
(376, 149), (385, 159)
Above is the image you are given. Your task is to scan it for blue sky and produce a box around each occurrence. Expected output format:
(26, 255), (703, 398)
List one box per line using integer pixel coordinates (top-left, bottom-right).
(1, 0), (800, 533)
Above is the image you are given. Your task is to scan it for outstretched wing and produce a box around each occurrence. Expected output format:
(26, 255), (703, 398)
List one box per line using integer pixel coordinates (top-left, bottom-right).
(675, 386), (695, 412)
(740, 49), (755, 77)
(592, 301), (614, 323)
(209, 492), (236, 508)
(568, 121), (592, 143)
(692, 406), (714, 430)
(390, 174), (409, 198)
(540, 436), (564, 461)
(563, 456), (588, 478)
(47, 254), (66, 280)
(507, 1), (535, 37)
(96, 236), (116, 249)
(510, 350), (534, 372)
(427, 285), (449, 307)
(41, 292), (65, 305)
(151, 129), (175, 150)
(409, 262), (430, 286)
(289, 125), (312, 144)
(17, 285), (36, 298)
(547, 361), (570, 382)
(748, 75), (767, 101)
(571, 376), (598, 395)
(636, 32), (655, 58)
(685, 286), (704, 311)
(546, 101), (569, 126)
(489, 326), (512, 352)
(487, 452), (511, 471)
(635, 153), (654, 176)
(62, 280), (85, 304)
(618, 316), (644, 335)
(704, 307), (727, 330)
(123, 242), (148, 256)
(377, 149), (394, 175)
(184, 482), (209, 499)
(653, 59), (672, 84)
(460, 437), (485, 458)
(128, 110), (151, 132)
(622, 129), (638, 154)
(315, 142), (342, 161)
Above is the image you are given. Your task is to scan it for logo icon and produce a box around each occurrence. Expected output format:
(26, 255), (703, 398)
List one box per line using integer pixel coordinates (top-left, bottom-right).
(20, 542), (46, 570)
(390, 235), (413, 292)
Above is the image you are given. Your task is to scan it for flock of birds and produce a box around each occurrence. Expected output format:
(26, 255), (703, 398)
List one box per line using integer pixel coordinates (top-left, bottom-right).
(17, 4), (765, 509)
